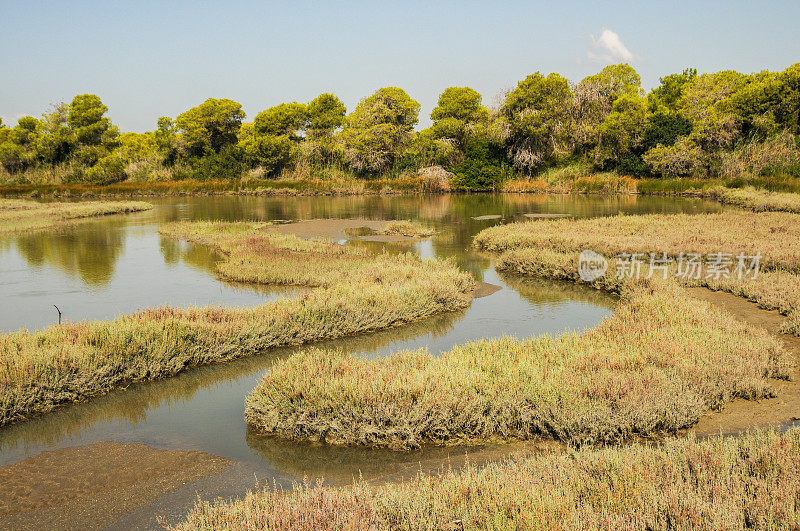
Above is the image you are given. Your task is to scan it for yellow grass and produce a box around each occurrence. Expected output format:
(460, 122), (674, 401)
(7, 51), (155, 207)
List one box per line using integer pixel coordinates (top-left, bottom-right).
(174, 428), (800, 530)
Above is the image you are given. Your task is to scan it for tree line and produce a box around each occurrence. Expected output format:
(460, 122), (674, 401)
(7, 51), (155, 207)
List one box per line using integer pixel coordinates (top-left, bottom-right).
(1, 62), (798, 187)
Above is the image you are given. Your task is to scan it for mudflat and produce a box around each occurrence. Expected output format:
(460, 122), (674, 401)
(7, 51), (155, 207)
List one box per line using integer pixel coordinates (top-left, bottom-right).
(0, 442), (232, 530)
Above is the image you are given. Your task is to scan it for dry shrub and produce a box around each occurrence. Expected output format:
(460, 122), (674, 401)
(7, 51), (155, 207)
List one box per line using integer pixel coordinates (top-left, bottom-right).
(417, 165), (452, 192)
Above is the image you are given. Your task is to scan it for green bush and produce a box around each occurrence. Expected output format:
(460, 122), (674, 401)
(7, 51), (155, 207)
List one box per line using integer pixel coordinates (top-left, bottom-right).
(642, 111), (693, 151)
(618, 154), (650, 177)
(451, 138), (510, 189)
(189, 145), (246, 180)
(84, 154), (126, 184)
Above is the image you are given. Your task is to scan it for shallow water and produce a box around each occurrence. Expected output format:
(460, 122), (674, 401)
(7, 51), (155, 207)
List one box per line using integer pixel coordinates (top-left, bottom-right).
(0, 193), (725, 524)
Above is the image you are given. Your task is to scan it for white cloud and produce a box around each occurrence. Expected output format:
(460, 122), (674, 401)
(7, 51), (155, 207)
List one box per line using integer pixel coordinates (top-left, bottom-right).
(587, 28), (637, 63)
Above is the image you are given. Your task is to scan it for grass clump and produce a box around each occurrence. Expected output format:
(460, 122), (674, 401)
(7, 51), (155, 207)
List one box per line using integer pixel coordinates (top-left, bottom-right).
(0, 198), (152, 234)
(244, 279), (788, 449)
(0, 222), (474, 426)
(502, 163), (637, 194)
(174, 428), (800, 530)
(376, 220), (435, 238)
(706, 185), (800, 213)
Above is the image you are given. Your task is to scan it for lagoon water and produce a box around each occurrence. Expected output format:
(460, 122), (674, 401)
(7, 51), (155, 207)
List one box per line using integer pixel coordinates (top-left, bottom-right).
(0, 193), (724, 525)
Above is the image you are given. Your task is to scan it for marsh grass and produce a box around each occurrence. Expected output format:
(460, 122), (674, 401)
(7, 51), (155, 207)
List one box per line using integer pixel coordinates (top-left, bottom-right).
(706, 185), (800, 213)
(0, 198), (152, 234)
(174, 428), (800, 530)
(0, 174), (423, 199)
(502, 164), (636, 194)
(0, 222), (474, 426)
(476, 211), (800, 336)
(474, 210), (800, 271)
(244, 279), (788, 449)
(375, 220), (435, 238)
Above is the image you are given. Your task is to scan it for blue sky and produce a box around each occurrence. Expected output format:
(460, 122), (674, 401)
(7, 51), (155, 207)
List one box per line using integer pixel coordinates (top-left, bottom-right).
(2, 1), (799, 132)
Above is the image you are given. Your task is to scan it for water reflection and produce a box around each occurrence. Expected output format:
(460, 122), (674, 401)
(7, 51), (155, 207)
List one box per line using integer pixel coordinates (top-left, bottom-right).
(14, 222), (127, 286)
(0, 193), (722, 332)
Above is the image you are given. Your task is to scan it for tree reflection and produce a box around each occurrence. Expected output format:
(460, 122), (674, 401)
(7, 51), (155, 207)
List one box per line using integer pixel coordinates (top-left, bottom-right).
(14, 222), (126, 286)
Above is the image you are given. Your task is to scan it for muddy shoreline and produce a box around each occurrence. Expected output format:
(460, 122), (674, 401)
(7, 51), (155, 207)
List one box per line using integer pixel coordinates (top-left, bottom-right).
(688, 288), (800, 436)
(0, 442), (232, 530)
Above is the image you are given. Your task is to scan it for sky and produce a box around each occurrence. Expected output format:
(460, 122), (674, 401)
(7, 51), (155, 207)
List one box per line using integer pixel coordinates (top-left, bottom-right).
(2, 0), (799, 132)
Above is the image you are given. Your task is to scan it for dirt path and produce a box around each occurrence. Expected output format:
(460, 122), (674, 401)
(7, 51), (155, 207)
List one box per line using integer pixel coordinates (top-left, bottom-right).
(688, 287), (800, 436)
(0, 442), (231, 530)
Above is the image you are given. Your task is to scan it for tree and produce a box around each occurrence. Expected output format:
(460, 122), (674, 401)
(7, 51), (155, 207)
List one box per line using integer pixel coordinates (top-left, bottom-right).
(451, 137), (509, 189)
(339, 87), (420, 173)
(678, 71), (748, 151)
(238, 121), (297, 175)
(582, 63), (642, 103)
(570, 64), (644, 155)
(430, 87), (488, 151)
(642, 110), (693, 151)
(306, 93), (346, 139)
(68, 94), (118, 147)
(728, 63), (800, 137)
(254, 102), (307, 138)
(176, 98), (245, 157)
(0, 116), (39, 173)
(399, 128), (460, 170)
(117, 132), (157, 162)
(502, 72), (573, 169)
(35, 104), (75, 165)
(643, 137), (705, 177)
(154, 116), (179, 165)
(594, 93), (648, 168)
(648, 68), (697, 111)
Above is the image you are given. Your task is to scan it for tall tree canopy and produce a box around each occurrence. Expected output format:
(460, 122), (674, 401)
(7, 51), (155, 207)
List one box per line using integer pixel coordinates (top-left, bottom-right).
(306, 93), (347, 139)
(339, 87), (420, 172)
(502, 72), (573, 169)
(430, 86), (488, 150)
(176, 98), (245, 157)
(254, 102), (307, 138)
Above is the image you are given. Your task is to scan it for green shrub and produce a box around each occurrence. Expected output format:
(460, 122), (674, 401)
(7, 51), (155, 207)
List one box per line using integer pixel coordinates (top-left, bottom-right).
(84, 153), (126, 184)
(451, 138), (509, 189)
(189, 145), (246, 180)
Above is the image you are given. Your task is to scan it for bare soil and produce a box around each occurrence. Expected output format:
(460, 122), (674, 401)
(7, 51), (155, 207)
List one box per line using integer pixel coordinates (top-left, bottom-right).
(0, 442), (231, 530)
